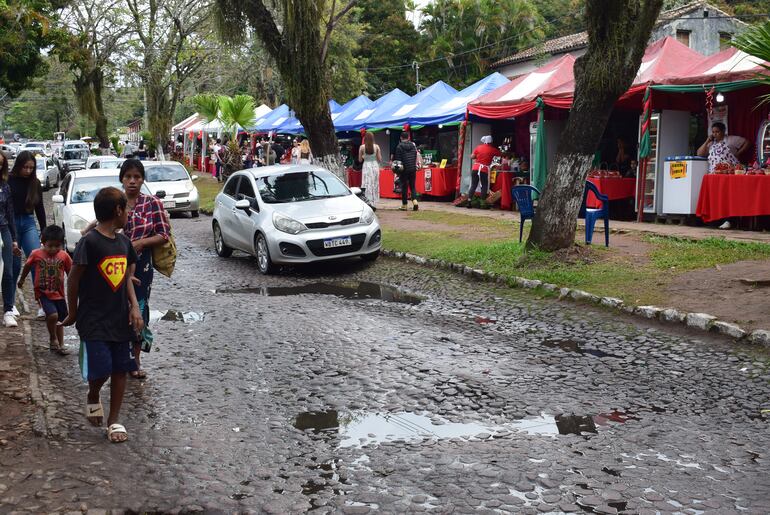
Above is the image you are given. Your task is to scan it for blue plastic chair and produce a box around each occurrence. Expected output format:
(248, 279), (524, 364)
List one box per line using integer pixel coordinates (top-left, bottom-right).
(511, 185), (540, 243)
(579, 181), (609, 246)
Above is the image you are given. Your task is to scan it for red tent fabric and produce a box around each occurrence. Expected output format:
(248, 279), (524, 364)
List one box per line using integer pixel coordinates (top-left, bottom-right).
(664, 47), (767, 85)
(467, 55), (576, 119)
(540, 37), (706, 110)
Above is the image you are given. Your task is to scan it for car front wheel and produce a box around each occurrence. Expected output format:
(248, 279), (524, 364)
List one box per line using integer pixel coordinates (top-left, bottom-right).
(213, 222), (233, 257)
(255, 233), (277, 275)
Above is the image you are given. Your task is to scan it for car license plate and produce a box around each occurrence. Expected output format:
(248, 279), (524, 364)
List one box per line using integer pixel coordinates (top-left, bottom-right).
(323, 236), (352, 249)
(162, 199), (176, 209)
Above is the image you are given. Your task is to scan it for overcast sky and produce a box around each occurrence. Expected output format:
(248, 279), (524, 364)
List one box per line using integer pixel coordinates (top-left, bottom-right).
(407, 0), (432, 28)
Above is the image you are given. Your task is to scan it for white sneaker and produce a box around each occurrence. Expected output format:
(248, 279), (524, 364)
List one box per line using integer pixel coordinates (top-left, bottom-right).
(718, 221), (732, 230)
(36, 308), (46, 319)
(4, 312), (18, 327)
(11, 306), (19, 316)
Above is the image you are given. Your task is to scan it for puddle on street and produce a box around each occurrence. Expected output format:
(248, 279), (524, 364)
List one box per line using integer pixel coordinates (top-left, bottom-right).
(293, 409), (638, 447)
(540, 338), (622, 358)
(216, 281), (423, 305)
(150, 310), (206, 323)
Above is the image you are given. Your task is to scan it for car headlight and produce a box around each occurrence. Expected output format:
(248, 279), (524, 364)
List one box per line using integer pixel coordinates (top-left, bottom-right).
(72, 215), (89, 231)
(273, 212), (307, 235)
(185, 181), (194, 192)
(361, 205), (375, 225)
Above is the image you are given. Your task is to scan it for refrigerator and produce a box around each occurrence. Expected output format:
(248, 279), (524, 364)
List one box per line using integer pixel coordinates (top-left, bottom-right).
(636, 110), (690, 215)
(662, 156), (709, 214)
(529, 120), (566, 178)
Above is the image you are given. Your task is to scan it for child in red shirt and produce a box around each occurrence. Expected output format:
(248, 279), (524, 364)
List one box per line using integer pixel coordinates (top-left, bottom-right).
(17, 225), (72, 355)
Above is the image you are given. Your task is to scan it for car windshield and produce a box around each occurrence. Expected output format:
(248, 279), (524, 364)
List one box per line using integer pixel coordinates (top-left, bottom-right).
(70, 176), (120, 204)
(93, 159), (121, 169)
(256, 170), (349, 203)
(64, 150), (87, 160)
(146, 165), (189, 182)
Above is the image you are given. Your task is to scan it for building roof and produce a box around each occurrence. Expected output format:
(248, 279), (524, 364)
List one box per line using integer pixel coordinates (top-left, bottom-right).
(492, 1), (744, 69)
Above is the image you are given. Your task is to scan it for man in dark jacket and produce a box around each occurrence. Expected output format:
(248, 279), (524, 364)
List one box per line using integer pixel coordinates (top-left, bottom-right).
(393, 132), (419, 211)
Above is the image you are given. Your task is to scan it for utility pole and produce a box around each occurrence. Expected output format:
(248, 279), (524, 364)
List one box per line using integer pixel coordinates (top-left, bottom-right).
(413, 61), (422, 92)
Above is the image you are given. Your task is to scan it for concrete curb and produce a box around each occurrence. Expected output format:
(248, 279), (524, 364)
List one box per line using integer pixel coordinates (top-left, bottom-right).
(381, 249), (770, 346)
(18, 290), (51, 438)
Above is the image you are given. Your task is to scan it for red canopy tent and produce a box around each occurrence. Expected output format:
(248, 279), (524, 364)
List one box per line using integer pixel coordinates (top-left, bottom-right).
(467, 55), (576, 119)
(665, 47), (766, 86)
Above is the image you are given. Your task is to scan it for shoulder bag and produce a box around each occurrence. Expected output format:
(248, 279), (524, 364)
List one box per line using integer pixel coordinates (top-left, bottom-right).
(152, 207), (177, 278)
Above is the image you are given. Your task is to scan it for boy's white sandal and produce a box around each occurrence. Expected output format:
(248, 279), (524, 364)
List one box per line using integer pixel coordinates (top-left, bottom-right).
(107, 424), (128, 443)
(85, 402), (104, 420)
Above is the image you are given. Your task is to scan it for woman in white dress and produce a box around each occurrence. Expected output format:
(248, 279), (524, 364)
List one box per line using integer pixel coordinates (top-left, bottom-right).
(358, 132), (382, 206)
(299, 139), (313, 164)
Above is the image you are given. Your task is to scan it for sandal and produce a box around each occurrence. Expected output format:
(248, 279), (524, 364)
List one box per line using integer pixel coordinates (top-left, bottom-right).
(107, 423), (128, 443)
(130, 369), (147, 379)
(86, 402), (104, 426)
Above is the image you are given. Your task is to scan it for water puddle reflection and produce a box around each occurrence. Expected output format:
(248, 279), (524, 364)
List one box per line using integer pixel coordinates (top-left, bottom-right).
(540, 338), (622, 358)
(150, 310), (206, 323)
(216, 281), (423, 305)
(293, 409), (638, 448)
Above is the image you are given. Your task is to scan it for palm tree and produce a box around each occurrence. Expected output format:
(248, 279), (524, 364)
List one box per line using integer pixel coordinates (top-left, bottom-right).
(732, 21), (770, 105)
(218, 94), (256, 140)
(192, 93), (220, 125)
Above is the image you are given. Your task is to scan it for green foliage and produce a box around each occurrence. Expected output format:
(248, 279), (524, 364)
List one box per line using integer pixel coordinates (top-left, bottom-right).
(110, 136), (120, 155)
(732, 21), (770, 106)
(192, 94), (220, 123)
(219, 94), (256, 138)
(0, 0), (66, 96)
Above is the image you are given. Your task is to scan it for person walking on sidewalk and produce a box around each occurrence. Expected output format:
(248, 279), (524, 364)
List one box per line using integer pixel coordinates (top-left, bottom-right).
(359, 132), (382, 207)
(119, 159), (170, 379)
(0, 152), (21, 327)
(213, 138), (223, 182)
(17, 225), (71, 355)
(394, 132), (419, 211)
(60, 187), (143, 443)
(9, 151), (46, 318)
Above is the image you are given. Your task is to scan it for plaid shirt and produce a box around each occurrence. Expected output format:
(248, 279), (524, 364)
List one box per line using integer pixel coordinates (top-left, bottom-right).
(125, 193), (170, 256)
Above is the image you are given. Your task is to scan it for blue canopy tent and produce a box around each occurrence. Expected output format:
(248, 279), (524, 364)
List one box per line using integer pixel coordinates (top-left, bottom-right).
(339, 88), (410, 131)
(364, 81), (458, 130)
(250, 104), (290, 132)
(410, 73), (510, 126)
(331, 95), (374, 133)
(273, 100), (344, 134)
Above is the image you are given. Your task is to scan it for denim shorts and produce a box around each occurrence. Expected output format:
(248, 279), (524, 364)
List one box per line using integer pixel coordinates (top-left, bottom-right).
(39, 294), (68, 321)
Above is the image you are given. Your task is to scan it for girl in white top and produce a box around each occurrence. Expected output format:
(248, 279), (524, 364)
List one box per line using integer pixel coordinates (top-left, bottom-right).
(359, 132), (382, 206)
(299, 140), (313, 164)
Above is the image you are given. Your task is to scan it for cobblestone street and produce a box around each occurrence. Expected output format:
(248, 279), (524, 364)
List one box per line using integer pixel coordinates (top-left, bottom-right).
(1, 214), (769, 513)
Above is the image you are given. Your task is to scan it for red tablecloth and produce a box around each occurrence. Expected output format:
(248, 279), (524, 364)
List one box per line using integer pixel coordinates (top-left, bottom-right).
(586, 177), (636, 208)
(696, 174), (770, 222)
(378, 166), (458, 199)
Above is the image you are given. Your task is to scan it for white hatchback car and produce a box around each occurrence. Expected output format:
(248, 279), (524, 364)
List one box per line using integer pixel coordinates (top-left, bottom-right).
(52, 169), (151, 252)
(35, 156), (59, 190)
(142, 161), (200, 217)
(86, 156), (124, 169)
(212, 165), (381, 274)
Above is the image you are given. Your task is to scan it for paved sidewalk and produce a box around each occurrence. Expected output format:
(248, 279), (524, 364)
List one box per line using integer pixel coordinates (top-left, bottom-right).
(378, 198), (770, 244)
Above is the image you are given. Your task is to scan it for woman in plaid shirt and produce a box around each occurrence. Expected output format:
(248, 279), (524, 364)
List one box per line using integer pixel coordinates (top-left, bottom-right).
(119, 159), (170, 379)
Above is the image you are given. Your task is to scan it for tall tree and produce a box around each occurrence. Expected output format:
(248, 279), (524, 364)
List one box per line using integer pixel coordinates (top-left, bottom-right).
(57, 0), (130, 151)
(0, 0), (66, 97)
(213, 0), (359, 181)
(125, 0), (213, 156)
(527, 0), (663, 251)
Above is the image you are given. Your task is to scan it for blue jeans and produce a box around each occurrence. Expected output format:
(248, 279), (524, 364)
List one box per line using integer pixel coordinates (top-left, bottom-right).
(12, 214), (41, 305)
(1, 226), (15, 312)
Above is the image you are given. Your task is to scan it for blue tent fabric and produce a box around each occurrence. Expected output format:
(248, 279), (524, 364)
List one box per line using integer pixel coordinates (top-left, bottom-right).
(339, 89), (409, 131)
(410, 73), (510, 126)
(364, 81), (458, 130)
(269, 99), (347, 134)
(332, 95), (377, 132)
(250, 104), (289, 132)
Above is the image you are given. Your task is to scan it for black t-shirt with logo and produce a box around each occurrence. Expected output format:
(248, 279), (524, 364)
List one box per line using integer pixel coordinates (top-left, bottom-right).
(72, 230), (138, 342)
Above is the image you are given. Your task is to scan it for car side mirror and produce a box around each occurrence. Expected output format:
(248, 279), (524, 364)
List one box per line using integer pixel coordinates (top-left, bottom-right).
(191, 175), (199, 181)
(52, 195), (64, 203)
(235, 199), (251, 211)
(156, 190), (166, 199)
(350, 187), (362, 195)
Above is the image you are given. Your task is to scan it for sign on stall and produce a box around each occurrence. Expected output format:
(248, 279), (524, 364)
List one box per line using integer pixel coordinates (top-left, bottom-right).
(424, 169), (432, 192)
(669, 161), (687, 179)
(439, 159), (448, 168)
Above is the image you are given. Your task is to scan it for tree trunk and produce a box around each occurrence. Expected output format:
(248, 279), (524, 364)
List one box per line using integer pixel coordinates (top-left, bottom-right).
(300, 107), (344, 182)
(526, 0), (663, 252)
(92, 69), (110, 150)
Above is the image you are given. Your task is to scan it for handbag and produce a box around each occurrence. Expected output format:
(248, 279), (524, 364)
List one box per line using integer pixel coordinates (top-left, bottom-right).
(392, 160), (404, 174)
(152, 210), (177, 278)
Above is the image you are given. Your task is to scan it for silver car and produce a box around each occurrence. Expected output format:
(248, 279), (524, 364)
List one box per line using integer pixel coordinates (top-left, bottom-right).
(212, 165), (381, 274)
(142, 161), (200, 217)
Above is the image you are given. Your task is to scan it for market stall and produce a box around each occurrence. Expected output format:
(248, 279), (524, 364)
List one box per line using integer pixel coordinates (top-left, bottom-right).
(696, 172), (770, 222)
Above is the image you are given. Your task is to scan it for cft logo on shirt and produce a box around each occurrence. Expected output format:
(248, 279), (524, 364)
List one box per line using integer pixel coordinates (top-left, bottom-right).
(98, 256), (128, 292)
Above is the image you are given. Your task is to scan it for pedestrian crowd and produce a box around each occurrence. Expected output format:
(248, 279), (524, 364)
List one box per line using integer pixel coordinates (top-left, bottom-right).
(1, 151), (171, 443)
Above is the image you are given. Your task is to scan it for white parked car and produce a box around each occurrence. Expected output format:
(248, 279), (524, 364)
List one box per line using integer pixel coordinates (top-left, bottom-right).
(142, 161), (199, 217)
(35, 156), (59, 190)
(21, 141), (52, 156)
(86, 155), (124, 169)
(52, 169), (151, 252)
(0, 144), (18, 159)
(212, 165), (381, 274)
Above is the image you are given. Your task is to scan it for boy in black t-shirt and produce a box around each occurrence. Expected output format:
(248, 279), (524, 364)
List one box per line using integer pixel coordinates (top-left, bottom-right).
(60, 187), (144, 443)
